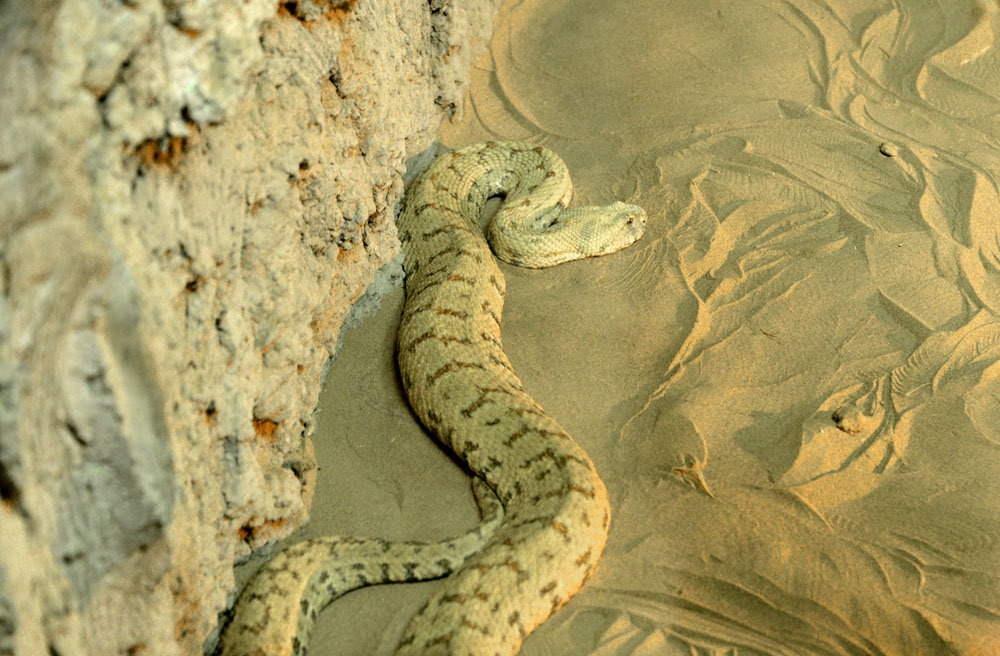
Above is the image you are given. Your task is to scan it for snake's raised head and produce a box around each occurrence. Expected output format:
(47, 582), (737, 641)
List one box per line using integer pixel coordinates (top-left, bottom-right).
(577, 201), (647, 258)
(491, 199), (648, 268)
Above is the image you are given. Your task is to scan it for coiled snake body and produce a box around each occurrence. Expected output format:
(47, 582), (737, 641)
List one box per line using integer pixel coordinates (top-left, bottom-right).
(219, 141), (646, 655)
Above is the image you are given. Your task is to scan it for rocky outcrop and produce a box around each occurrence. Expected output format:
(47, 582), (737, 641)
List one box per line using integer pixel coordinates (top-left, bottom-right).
(0, 0), (500, 653)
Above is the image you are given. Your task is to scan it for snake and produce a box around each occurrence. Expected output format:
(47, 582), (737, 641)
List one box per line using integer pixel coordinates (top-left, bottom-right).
(217, 140), (647, 656)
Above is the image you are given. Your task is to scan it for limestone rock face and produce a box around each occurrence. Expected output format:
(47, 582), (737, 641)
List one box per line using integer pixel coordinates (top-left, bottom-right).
(0, 0), (500, 653)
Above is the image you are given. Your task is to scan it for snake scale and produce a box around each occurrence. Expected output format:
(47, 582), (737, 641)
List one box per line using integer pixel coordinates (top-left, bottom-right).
(218, 140), (647, 656)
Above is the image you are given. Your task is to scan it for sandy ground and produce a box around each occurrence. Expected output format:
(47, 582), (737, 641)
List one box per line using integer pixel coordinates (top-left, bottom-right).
(305, 0), (1000, 653)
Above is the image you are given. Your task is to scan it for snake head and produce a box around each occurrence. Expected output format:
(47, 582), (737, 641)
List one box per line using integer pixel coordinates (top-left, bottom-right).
(576, 201), (647, 257)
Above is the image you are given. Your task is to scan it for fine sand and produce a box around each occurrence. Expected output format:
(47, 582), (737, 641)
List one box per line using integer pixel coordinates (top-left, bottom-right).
(307, 1), (1000, 653)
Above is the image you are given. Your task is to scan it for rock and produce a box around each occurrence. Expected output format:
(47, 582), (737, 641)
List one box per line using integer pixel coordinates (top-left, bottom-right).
(0, 0), (501, 653)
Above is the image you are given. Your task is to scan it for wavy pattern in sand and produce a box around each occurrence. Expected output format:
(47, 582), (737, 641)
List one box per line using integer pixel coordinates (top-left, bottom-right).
(313, 0), (1000, 653)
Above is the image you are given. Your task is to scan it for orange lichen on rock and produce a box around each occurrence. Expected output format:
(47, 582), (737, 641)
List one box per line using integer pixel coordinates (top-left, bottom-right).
(133, 129), (197, 171)
(253, 417), (279, 441)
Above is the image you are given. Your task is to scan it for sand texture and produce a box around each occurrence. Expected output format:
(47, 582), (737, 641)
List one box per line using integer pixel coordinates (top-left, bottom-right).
(305, 0), (1000, 653)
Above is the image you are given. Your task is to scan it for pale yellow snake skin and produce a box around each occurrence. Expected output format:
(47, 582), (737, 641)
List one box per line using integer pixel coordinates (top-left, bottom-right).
(218, 478), (503, 656)
(218, 140), (646, 655)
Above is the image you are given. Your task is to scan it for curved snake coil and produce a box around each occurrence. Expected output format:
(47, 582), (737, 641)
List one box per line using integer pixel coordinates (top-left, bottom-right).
(219, 140), (647, 655)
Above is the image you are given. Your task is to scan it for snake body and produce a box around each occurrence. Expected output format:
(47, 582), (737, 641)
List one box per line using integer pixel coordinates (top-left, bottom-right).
(219, 141), (646, 655)
(218, 479), (503, 656)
